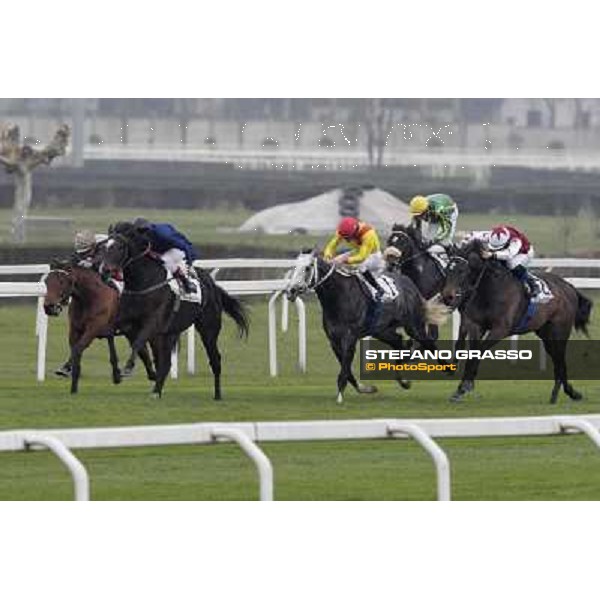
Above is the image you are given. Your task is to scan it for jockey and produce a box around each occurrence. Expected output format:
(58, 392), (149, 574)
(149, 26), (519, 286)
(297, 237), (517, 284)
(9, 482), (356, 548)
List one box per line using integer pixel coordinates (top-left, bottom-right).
(73, 230), (123, 293)
(323, 216), (386, 300)
(481, 225), (543, 298)
(133, 217), (200, 294)
(409, 193), (459, 258)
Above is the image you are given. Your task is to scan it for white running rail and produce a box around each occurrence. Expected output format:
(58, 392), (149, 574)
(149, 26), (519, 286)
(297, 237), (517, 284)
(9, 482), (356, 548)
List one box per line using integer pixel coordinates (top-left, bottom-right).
(2, 414), (600, 501)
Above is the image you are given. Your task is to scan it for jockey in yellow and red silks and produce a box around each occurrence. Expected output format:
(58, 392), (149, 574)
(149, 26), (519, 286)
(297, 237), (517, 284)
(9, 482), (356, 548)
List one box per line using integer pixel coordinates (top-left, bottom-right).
(324, 217), (385, 299)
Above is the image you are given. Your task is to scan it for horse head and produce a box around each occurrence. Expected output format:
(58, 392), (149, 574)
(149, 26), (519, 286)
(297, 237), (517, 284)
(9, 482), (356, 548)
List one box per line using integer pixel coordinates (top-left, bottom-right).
(285, 249), (319, 302)
(43, 264), (74, 316)
(383, 223), (423, 266)
(104, 221), (150, 270)
(441, 239), (485, 308)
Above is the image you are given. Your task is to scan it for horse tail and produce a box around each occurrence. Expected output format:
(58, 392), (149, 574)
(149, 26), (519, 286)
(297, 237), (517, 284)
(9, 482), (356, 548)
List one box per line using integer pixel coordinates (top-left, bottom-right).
(574, 290), (593, 337)
(218, 286), (250, 338)
(424, 296), (449, 327)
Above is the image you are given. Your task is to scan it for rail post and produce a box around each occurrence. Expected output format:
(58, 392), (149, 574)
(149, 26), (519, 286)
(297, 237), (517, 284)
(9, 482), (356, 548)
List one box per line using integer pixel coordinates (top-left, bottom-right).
(211, 427), (274, 501)
(387, 421), (451, 501)
(24, 434), (90, 501)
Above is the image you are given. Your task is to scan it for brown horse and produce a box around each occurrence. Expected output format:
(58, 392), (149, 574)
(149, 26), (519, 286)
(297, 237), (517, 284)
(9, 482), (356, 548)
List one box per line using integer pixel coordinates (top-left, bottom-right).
(43, 263), (156, 394)
(441, 239), (593, 403)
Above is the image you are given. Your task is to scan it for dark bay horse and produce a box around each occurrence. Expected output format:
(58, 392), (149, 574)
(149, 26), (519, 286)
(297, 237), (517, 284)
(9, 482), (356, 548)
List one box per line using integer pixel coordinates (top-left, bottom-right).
(285, 249), (448, 403)
(441, 239), (593, 403)
(102, 222), (250, 400)
(43, 263), (156, 394)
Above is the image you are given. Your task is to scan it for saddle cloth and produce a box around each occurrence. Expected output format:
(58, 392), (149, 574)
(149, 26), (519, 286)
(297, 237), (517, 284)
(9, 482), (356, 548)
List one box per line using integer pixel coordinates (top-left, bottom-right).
(167, 273), (202, 305)
(529, 274), (553, 304)
(361, 273), (399, 302)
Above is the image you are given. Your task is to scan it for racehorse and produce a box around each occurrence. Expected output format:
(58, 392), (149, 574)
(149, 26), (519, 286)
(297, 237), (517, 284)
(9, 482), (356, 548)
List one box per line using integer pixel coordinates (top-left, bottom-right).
(102, 222), (250, 400)
(383, 224), (446, 300)
(383, 223), (478, 346)
(441, 239), (593, 403)
(43, 262), (156, 394)
(285, 249), (448, 404)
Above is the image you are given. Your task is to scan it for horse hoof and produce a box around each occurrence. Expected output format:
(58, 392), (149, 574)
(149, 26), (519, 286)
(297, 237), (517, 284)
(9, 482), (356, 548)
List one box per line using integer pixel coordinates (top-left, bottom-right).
(570, 391), (583, 401)
(449, 392), (464, 403)
(336, 393), (344, 405)
(150, 392), (161, 400)
(213, 395), (222, 401)
(358, 383), (378, 394)
(54, 368), (71, 378)
(399, 379), (412, 390)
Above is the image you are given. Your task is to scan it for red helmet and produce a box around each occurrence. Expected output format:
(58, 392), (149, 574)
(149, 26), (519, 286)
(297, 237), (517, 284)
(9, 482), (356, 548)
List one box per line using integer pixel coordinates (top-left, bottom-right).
(337, 217), (359, 239)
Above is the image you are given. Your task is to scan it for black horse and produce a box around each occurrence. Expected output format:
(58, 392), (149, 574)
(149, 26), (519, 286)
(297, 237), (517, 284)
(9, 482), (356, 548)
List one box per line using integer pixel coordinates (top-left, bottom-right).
(383, 224), (447, 300)
(102, 222), (249, 400)
(441, 239), (593, 403)
(285, 249), (448, 403)
(384, 223), (478, 346)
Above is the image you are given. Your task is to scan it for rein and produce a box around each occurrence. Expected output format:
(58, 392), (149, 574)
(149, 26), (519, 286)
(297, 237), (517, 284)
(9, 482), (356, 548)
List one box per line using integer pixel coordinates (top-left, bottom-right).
(448, 255), (488, 309)
(123, 278), (173, 296)
(309, 258), (337, 290)
(45, 269), (75, 305)
(108, 233), (169, 295)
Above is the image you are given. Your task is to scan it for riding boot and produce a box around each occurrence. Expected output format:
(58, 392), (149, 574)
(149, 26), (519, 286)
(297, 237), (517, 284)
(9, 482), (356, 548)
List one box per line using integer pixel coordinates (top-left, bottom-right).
(513, 265), (539, 298)
(363, 270), (385, 302)
(176, 269), (196, 295)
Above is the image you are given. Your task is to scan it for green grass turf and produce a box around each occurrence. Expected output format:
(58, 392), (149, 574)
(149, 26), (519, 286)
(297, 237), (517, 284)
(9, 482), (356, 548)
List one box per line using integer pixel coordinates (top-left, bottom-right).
(1, 207), (598, 256)
(0, 292), (599, 500)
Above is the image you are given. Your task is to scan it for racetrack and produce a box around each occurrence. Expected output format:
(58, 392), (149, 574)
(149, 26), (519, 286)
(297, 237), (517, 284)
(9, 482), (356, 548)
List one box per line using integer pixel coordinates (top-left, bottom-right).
(0, 294), (599, 500)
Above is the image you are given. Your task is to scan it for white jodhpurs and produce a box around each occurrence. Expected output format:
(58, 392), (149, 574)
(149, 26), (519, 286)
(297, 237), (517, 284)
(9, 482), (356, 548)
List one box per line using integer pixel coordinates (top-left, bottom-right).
(506, 247), (534, 270)
(356, 251), (385, 276)
(161, 248), (187, 275)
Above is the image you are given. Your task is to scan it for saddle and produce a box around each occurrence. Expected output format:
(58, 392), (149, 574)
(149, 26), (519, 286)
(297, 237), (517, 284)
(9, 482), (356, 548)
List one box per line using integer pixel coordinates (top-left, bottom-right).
(167, 270), (202, 305)
(358, 273), (399, 302)
(526, 273), (553, 304)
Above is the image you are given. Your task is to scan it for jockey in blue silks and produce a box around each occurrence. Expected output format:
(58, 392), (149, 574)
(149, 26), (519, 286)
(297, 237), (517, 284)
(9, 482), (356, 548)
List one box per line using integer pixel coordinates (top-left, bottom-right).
(133, 217), (200, 294)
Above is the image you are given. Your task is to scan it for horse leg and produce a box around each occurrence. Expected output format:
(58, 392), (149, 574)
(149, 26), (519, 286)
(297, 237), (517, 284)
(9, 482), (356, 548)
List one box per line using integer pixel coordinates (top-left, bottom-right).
(138, 344), (157, 381)
(538, 325), (582, 402)
(150, 335), (177, 399)
(195, 318), (223, 401)
(122, 320), (161, 377)
(56, 324), (81, 378)
(107, 336), (122, 384)
(69, 329), (97, 394)
(376, 329), (412, 390)
(336, 334), (360, 404)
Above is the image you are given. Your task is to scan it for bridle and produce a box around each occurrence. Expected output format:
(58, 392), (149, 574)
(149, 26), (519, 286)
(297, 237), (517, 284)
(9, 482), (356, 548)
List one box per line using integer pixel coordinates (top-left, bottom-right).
(107, 232), (173, 296)
(107, 233), (151, 270)
(44, 269), (75, 309)
(288, 255), (337, 296)
(445, 255), (488, 309)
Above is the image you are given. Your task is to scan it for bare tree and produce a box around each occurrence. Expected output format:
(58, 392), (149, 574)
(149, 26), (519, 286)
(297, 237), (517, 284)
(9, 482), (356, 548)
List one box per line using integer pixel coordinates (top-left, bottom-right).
(363, 99), (394, 168)
(0, 122), (70, 242)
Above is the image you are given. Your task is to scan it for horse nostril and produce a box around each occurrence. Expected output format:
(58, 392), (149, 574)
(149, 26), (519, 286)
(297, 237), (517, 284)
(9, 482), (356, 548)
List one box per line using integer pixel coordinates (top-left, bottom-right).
(442, 293), (455, 306)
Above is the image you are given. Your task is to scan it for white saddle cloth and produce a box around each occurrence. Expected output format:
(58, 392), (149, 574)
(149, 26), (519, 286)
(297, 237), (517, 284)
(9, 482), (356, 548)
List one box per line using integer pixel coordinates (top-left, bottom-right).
(530, 274), (553, 304)
(362, 274), (399, 302)
(167, 275), (202, 305)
